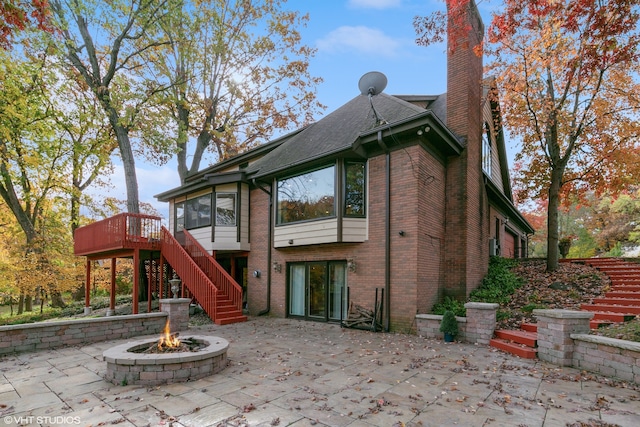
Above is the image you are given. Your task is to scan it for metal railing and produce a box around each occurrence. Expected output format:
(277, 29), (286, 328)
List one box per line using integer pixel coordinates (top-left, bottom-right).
(160, 227), (218, 320)
(74, 213), (161, 256)
(183, 229), (243, 312)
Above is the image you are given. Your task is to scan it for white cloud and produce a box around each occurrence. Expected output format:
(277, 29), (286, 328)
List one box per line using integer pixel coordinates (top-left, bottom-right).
(316, 26), (401, 57)
(347, 0), (401, 9)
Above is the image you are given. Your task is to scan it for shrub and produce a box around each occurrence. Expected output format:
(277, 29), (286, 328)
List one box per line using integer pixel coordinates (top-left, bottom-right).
(431, 296), (466, 317)
(469, 256), (523, 304)
(439, 310), (459, 337)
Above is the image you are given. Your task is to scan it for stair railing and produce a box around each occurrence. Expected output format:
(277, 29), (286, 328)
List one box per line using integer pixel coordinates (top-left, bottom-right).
(160, 227), (218, 320)
(182, 229), (243, 312)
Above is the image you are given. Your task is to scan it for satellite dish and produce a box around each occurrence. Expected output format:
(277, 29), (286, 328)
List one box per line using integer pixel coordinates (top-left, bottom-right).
(358, 71), (388, 96)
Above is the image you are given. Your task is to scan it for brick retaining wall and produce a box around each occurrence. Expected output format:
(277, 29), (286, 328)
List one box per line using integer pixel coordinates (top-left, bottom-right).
(0, 313), (168, 356)
(415, 302), (499, 344)
(571, 334), (640, 383)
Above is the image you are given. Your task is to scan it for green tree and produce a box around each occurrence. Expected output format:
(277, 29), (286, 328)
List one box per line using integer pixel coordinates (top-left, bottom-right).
(0, 49), (68, 307)
(152, 0), (323, 183)
(50, 0), (174, 214)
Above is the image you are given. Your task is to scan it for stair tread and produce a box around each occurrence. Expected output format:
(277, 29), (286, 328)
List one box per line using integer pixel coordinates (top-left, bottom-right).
(593, 297), (640, 305)
(581, 304), (640, 314)
(494, 329), (537, 347)
(489, 338), (537, 359)
(590, 312), (636, 322)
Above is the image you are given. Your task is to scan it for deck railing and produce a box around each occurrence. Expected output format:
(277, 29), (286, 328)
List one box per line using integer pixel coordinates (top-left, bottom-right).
(183, 229), (243, 312)
(74, 213), (161, 256)
(160, 227), (218, 320)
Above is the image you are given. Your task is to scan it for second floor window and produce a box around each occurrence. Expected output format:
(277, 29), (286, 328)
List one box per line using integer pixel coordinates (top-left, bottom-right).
(482, 122), (493, 175)
(277, 165), (335, 224)
(345, 162), (366, 216)
(177, 194), (211, 230)
(216, 193), (236, 226)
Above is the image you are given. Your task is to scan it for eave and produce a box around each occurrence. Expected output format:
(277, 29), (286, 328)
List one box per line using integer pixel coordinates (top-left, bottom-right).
(484, 175), (535, 234)
(354, 110), (463, 159)
(154, 171), (248, 202)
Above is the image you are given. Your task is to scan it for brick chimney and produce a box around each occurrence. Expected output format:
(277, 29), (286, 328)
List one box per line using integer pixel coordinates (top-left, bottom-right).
(443, 0), (487, 301)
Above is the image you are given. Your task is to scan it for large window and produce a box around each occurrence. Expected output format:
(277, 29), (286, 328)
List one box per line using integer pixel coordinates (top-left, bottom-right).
(277, 165), (335, 224)
(288, 261), (347, 321)
(345, 162), (366, 216)
(216, 193), (236, 226)
(175, 194), (212, 231)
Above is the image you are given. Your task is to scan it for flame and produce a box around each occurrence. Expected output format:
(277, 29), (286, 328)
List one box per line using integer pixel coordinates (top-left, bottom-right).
(158, 320), (181, 350)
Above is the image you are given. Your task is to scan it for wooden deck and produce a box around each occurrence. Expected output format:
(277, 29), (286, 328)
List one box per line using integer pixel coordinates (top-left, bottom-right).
(74, 213), (161, 258)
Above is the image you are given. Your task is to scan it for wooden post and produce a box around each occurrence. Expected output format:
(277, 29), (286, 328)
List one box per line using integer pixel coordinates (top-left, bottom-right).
(85, 258), (91, 314)
(110, 258), (116, 313)
(147, 254), (152, 313)
(133, 249), (139, 314)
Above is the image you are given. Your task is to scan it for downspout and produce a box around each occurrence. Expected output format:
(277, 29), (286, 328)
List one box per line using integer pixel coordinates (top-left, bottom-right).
(253, 179), (272, 316)
(377, 130), (391, 332)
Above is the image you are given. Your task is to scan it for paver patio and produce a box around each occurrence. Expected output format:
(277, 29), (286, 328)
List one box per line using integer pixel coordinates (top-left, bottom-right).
(1, 317), (639, 426)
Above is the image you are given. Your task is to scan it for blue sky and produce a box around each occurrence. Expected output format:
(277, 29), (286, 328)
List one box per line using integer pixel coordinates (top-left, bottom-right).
(107, 0), (501, 219)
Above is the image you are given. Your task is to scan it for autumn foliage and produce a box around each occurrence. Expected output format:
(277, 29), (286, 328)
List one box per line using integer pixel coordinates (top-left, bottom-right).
(0, 0), (53, 49)
(416, 0), (640, 270)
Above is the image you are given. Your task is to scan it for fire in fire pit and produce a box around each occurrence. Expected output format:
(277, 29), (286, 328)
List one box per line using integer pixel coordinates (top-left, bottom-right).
(129, 320), (206, 354)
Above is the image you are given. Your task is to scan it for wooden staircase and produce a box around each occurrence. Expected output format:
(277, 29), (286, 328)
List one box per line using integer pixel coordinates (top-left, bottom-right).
(490, 257), (640, 359)
(161, 227), (247, 325)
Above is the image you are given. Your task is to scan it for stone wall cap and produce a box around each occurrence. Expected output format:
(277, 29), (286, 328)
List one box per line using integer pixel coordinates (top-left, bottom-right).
(571, 333), (640, 352)
(533, 309), (594, 319)
(415, 314), (467, 323)
(0, 312), (167, 332)
(159, 298), (192, 304)
(464, 302), (499, 310)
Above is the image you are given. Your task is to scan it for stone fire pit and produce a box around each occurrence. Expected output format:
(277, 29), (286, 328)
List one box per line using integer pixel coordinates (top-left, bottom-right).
(103, 335), (229, 386)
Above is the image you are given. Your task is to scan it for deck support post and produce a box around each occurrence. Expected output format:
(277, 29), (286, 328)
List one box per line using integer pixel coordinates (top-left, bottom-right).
(147, 253), (153, 313)
(107, 258), (116, 316)
(84, 259), (92, 314)
(133, 249), (139, 314)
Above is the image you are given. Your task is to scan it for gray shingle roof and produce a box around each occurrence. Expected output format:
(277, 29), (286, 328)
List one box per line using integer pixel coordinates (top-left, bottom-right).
(247, 93), (438, 178)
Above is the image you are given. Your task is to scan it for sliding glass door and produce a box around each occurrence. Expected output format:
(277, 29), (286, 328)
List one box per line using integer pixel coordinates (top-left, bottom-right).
(288, 261), (347, 321)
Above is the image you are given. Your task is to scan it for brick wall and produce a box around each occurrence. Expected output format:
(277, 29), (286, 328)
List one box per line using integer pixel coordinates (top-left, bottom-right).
(443, 0), (488, 299)
(247, 147), (447, 332)
(0, 313), (168, 356)
(572, 335), (640, 384)
(534, 309), (640, 384)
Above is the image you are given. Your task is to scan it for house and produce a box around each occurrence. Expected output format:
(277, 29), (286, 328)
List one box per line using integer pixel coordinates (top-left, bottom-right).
(153, 0), (533, 331)
(73, 0), (533, 330)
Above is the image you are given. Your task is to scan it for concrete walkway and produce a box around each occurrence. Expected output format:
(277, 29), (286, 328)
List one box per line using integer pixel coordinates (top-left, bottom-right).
(1, 317), (639, 426)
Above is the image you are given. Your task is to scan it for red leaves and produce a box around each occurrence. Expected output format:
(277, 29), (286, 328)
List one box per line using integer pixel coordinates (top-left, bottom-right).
(0, 0), (54, 49)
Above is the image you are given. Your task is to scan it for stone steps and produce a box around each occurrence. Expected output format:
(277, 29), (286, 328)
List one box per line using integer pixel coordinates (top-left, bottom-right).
(490, 257), (640, 359)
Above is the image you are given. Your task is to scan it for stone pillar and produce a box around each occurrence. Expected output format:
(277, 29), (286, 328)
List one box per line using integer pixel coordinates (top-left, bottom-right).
(160, 298), (191, 332)
(534, 309), (593, 366)
(464, 302), (499, 344)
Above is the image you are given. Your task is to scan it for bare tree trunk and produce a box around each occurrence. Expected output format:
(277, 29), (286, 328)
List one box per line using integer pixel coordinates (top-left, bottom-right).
(25, 294), (32, 312)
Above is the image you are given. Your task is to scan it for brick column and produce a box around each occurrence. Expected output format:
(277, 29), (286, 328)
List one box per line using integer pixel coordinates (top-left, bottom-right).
(534, 309), (593, 366)
(464, 302), (498, 344)
(160, 298), (191, 332)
